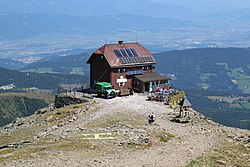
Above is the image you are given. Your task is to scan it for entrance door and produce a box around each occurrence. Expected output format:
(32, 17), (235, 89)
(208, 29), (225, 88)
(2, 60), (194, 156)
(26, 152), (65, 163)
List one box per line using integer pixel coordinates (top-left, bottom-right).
(145, 82), (150, 92)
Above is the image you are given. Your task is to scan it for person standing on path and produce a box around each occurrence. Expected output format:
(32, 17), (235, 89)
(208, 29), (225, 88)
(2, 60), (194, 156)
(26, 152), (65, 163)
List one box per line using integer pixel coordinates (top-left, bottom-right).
(178, 97), (185, 117)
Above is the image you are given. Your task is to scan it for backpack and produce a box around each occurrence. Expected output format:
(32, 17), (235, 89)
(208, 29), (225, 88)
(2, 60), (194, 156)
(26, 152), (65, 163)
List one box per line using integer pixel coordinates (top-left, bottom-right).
(149, 114), (155, 120)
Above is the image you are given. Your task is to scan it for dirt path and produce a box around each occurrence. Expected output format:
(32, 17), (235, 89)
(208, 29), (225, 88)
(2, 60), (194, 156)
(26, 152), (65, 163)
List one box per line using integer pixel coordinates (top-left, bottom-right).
(86, 94), (221, 167)
(5, 94), (240, 167)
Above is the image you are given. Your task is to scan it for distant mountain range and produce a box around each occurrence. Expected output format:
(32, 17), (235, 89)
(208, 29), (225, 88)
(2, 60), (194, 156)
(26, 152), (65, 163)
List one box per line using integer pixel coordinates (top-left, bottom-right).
(0, 49), (89, 70)
(154, 47), (250, 94)
(0, 67), (89, 90)
(2, 47), (250, 95)
(1, 10), (250, 41)
(0, 13), (196, 40)
(201, 8), (250, 22)
(0, 0), (192, 18)
(1, 1), (250, 53)
(21, 52), (90, 75)
(0, 58), (25, 70)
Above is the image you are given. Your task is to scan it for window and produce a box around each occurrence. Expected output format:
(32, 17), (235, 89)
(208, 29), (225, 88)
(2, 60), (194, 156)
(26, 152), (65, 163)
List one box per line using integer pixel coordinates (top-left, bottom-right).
(118, 82), (125, 87)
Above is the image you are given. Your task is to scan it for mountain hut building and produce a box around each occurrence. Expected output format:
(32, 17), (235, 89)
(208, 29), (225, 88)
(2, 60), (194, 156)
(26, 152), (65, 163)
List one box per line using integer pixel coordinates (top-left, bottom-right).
(86, 41), (169, 93)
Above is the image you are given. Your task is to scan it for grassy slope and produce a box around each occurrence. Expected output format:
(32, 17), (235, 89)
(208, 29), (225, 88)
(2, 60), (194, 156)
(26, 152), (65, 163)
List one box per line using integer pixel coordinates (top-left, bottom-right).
(0, 92), (53, 126)
(0, 99), (249, 166)
(187, 141), (250, 167)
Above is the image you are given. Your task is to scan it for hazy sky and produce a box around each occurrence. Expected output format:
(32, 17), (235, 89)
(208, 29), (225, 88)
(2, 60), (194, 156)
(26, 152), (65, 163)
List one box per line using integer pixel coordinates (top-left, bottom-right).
(151, 0), (250, 12)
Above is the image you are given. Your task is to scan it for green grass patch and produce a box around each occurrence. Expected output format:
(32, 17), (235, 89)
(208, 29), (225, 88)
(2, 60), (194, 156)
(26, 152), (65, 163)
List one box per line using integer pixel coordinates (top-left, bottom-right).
(47, 103), (90, 124)
(199, 73), (216, 82)
(187, 141), (250, 167)
(159, 132), (175, 142)
(70, 67), (84, 75)
(125, 141), (152, 151)
(0, 148), (13, 156)
(0, 145), (48, 164)
(0, 91), (54, 104)
(227, 68), (250, 94)
(36, 138), (96, 152)
(242, 102), (250, 109)
(0, 127), (42, 146)
(228, 68), (245, 78)
(197, 83), (209, 90)
(0, 148), (14, 163)
(22, 68), (55, 73)
(187, 155), (217, 167)
(147, 130), (175, 144)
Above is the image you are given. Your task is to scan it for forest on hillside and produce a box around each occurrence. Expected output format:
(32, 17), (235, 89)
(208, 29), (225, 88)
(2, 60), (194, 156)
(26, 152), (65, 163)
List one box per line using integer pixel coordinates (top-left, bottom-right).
(21, 53), (90, 75)
(0, 67), (89, 90)
(0, 96), (48, 126)
(154, 47), (250, 94)
(153, 48), (250, 129)
(186, 90), (250, 129)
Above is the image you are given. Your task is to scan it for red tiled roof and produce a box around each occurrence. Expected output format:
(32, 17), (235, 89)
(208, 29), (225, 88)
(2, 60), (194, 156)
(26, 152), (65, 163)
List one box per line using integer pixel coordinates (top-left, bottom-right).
(87, 42), (157, 67)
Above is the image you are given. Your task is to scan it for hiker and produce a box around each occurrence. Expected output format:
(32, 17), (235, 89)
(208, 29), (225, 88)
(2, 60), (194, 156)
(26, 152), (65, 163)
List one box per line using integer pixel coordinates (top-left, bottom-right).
(147, 91), (154, 101)
(129, 87), (134, 95)
(148, 112), (155, 124)
(178, 97), (185, 117)
(183, 106), (189, 117)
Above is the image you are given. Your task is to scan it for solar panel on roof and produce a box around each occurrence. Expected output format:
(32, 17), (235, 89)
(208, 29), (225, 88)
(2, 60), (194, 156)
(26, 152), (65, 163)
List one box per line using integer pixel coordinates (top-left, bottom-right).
(119, 49), (125, 57)
(114, 49), (123, 58)
(123, 58), (128, 64)
(128, 57), (133, 63)
(121, 59), (126, 64)
(120, 49), (128, 57)
(125, 57), (130, 64)
(135, 57), (140, 62)
(115, 48), (139, 58)
(130, 48), (139, 56)
(133, 57), (138, 63)
(148, 56), (154, 62)
(124, 58), (127, 64)
(123, 49), (130, 57)
(119, 58), (125, 64)
(118, 55), (155, 65)
(114, 50), (119, 57)
(125, 48), (133, 57)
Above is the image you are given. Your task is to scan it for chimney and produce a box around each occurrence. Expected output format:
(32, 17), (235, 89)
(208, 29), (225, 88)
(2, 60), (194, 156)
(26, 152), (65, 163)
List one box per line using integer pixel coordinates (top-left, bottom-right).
(118, 40), (124, 45)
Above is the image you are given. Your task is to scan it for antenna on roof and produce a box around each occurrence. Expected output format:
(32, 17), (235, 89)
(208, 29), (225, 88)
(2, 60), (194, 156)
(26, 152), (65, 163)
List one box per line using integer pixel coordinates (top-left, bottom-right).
(105, 36), (107, 44)
(136, 34), (138, 42)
